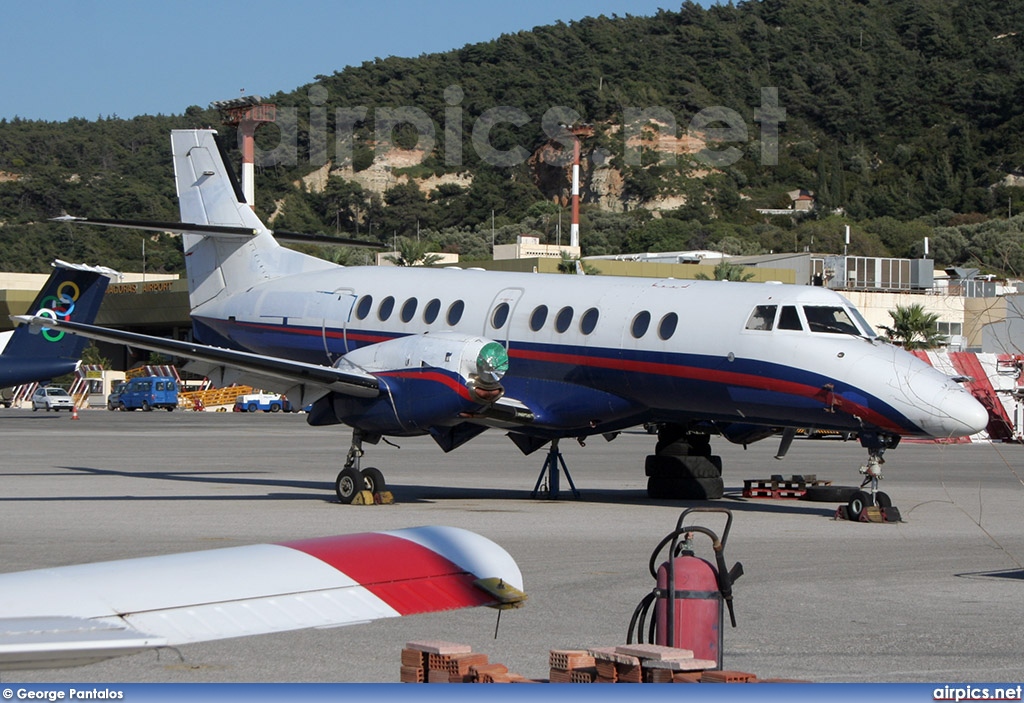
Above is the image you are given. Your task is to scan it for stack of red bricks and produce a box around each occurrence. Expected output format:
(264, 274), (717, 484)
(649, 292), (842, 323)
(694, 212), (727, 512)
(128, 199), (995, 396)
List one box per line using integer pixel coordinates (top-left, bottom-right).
(401, 640), (777, 684)
(549, 644), (756, 684)
(401, 640), (535, 683)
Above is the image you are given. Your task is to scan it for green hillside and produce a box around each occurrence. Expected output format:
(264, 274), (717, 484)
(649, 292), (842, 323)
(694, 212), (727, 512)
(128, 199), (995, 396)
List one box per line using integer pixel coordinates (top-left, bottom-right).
(2, 0), (1024, 275)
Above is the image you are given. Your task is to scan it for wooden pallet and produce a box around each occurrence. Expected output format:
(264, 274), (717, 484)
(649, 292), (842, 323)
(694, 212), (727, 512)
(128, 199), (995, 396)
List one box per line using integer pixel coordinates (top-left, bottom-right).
(742, 474), (831, 499)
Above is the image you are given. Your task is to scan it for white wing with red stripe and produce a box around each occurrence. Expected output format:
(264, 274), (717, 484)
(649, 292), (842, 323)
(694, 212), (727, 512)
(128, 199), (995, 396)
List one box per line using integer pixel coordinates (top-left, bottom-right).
(0, 526), (525, 671)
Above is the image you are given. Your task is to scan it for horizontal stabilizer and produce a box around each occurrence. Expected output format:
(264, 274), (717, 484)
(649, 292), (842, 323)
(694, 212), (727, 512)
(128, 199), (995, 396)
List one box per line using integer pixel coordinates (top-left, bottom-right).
(52, 216), (386, 248)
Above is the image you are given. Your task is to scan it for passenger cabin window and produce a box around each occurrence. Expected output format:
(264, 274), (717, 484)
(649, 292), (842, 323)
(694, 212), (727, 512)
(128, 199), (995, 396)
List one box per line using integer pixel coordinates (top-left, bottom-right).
(400, 297), (418, 323)
(555, 306), (574, 333)
(491, 302), (510, 329)
(529, 305), (548, 332)
(355, 295), (373, 320)
(778, 305), (803, 330)
(580, 308), (599, 335)
(423, 298), (441, 324)
(658, 312), (678, 340)
(804, 306), (860, 335)
(745, 305), (777, 331)
(631, 311), (651, 339)
(447, 300), (465, 326)
(378, 296), (395, 321)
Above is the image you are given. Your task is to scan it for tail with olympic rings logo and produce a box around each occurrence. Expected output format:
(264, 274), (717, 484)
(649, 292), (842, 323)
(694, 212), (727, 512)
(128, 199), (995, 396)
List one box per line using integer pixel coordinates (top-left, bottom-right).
(0, 261), (113, 387)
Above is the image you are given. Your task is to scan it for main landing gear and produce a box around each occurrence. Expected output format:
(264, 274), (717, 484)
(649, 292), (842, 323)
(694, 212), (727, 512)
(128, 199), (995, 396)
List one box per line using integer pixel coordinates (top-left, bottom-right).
(335, 429), (388, 504)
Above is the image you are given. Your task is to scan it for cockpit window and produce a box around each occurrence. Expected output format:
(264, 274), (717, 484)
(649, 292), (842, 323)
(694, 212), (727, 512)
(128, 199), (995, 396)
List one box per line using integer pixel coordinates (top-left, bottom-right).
(745, 305), (777, 331)
(848, 306), (877, 338)
(778, 305), (803, 331)
(804, 306), (861, 335)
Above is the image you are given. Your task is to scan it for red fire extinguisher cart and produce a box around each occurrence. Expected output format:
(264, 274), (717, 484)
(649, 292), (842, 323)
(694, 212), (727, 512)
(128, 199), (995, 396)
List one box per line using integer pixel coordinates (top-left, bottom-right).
(627, 507), (743, 669)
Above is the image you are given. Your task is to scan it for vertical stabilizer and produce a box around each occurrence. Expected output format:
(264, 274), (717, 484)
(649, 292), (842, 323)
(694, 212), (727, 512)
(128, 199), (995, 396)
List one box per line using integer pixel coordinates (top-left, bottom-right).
(0, 261), (113, 387)
(171, 130), (329, 311)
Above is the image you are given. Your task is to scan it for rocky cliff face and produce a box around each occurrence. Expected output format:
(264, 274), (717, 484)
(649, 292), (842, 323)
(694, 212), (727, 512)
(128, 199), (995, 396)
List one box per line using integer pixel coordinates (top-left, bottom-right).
(301, 123), (710, 215)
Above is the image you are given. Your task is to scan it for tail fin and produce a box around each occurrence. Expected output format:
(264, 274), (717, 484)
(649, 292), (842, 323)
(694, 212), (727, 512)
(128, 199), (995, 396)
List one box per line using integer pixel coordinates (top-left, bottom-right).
(0, 261), (112, 387)
(172, 129), (329, 310)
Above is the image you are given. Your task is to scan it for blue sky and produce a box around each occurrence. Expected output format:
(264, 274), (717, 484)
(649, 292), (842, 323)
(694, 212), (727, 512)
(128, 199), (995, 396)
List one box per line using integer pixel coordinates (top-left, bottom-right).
(0, 1), (711, 123)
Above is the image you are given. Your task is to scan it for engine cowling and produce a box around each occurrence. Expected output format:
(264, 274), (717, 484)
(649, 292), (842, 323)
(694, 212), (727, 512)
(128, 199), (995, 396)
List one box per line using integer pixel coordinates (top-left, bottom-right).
(308, 332), (510, 433)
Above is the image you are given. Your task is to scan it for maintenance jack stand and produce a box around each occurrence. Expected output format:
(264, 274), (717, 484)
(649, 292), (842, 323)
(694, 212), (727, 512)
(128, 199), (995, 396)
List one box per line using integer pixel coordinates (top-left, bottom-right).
(532, 439), (580, 499)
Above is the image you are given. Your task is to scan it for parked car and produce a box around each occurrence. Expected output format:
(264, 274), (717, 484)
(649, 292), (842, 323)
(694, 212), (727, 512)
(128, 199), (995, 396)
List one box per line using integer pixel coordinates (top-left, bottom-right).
(233, 392), (291, 413)
(31, 386), (75, 412)
(118, 376), (178, 411)
(107, 382), (128, 411)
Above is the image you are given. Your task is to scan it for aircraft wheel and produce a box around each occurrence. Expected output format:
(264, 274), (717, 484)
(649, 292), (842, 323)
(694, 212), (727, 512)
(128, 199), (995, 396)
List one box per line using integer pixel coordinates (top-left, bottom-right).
(875, 491), (892, 508)
(847, 490), (871, 518)
(361, 467), (386, 494)
(335, 467), (363, 504)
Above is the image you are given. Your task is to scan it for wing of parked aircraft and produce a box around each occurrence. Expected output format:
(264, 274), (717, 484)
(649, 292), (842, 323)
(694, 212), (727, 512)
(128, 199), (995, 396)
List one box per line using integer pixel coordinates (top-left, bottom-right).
(0, 526), (525, 671)
(0, 260), (114, 388)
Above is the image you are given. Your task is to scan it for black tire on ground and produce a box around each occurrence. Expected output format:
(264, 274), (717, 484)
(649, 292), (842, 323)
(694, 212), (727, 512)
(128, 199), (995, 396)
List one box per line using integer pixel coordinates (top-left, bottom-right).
(801, 485), (860, 502)
(647, 475), (724, 500)
(270, 403), (281, 412)
(166, 406), (174, 412)
(875, 491), (892, 508)
(360, 467), (386, 494)
(847, 490), (871, 518)
(644, 454), (722, 478)
(247, 402), (258, 412)
(655, 440), (714, 458)
(142, 400), (151, 412)
(335, 467), (364, 504)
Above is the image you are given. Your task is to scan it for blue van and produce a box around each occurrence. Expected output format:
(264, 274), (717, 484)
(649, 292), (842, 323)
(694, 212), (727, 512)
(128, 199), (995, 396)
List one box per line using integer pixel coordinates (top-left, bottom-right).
(118, 376), (178, 411)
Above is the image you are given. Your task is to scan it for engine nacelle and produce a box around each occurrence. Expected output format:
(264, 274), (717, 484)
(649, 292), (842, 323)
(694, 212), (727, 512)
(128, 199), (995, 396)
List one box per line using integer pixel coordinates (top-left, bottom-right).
(307, 332), (510, 432)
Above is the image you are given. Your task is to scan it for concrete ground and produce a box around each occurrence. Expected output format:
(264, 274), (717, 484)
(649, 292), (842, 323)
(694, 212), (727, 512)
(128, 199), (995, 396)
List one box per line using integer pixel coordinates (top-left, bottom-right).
(1, 408), (1022, 683)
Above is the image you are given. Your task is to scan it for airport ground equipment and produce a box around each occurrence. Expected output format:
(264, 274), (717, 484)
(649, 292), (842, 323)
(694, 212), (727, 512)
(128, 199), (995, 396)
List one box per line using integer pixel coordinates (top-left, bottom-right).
(627, 507), (742, 669)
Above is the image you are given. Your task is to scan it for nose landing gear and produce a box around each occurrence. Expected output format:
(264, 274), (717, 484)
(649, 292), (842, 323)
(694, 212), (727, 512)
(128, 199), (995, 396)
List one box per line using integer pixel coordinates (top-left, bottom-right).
(844, 432), (900, 521)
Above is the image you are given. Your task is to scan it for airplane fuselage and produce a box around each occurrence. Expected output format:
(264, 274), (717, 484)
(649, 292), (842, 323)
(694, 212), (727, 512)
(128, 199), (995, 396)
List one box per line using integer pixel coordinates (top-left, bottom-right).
(189, 265), (985, 442)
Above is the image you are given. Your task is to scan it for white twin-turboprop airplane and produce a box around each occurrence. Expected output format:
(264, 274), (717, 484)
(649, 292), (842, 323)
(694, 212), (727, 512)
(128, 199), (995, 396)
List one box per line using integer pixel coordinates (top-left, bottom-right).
(16, 129), (989, 511)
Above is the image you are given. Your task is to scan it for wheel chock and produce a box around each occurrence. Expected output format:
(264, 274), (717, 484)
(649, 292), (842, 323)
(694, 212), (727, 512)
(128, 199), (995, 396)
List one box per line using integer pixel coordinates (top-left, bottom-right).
(834, 504), (902, 522)
(352, 490), (395, 505)
(352, 490), (375, 505)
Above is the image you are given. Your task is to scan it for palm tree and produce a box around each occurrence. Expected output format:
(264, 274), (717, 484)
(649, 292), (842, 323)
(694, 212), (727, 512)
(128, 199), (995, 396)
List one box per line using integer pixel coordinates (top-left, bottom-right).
(878, 304), (945, 349)
(694, 260), (755, 281)
(383, 237), (443, 267)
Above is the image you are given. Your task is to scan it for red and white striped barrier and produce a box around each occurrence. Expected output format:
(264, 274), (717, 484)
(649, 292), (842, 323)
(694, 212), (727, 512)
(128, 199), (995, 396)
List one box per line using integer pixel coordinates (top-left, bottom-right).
(910, 352), (1023, 442)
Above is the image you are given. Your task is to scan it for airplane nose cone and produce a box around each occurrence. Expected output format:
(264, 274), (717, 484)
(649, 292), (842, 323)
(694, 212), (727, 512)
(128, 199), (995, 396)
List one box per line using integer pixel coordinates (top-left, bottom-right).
(944, 389), (989, 437)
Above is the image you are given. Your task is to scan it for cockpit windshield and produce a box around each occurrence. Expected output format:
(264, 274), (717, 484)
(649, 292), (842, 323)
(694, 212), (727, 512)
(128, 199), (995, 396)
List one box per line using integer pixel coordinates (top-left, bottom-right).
(803, 305), (863, 336)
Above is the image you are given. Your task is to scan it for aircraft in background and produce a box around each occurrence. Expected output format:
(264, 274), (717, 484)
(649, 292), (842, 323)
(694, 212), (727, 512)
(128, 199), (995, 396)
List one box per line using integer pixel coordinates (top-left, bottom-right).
(0, 525), (524, 671)
(0, 260), (112, 389)
(15, 130), (989, 511)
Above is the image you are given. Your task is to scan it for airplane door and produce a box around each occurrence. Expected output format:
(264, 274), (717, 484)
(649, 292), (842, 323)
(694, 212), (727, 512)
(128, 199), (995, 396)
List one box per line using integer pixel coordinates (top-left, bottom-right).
(486, 287), (524, 347)
(330, 287), (358, 358)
